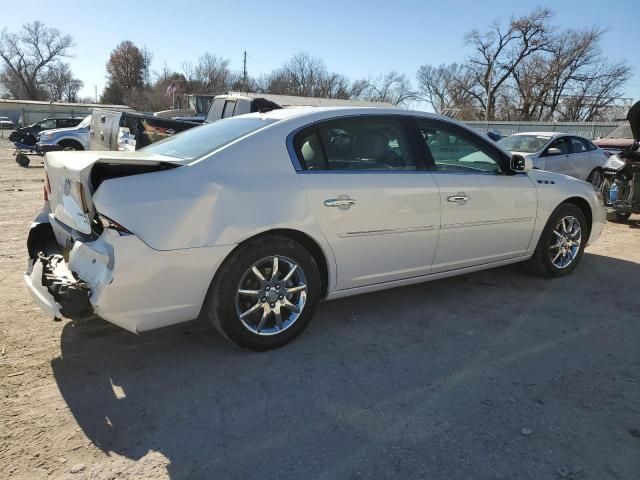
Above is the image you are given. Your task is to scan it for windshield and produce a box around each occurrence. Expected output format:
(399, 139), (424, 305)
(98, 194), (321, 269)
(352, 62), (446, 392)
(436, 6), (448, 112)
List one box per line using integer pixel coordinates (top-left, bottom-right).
(606, 123), (632, 139)
(142, 117), (276, 160)
(498, 134), (551, 153)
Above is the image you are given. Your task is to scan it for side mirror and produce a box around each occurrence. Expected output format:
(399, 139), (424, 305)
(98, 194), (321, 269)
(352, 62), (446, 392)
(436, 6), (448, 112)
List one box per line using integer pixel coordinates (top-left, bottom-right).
(546, 147), (561, 156)
(511, 154), (532, 172)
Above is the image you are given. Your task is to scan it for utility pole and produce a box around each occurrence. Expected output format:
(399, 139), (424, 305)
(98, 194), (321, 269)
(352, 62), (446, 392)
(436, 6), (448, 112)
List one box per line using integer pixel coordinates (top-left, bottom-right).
(94, 85), (98, 103)
(242, 51), (247, 92)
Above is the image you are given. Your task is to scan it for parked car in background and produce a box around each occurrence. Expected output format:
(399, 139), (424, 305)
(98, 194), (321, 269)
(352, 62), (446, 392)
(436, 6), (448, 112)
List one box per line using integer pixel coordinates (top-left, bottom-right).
(89, 109), (198, 151)
(25, 107), (605, 351)
(593, 123), (634, 156)
(205, 92), (393, 123)
(9, 117), (83, 146)
(37, 115), (91, 152)
(0, 116), (15, 129)
(498, 132), (608, 186)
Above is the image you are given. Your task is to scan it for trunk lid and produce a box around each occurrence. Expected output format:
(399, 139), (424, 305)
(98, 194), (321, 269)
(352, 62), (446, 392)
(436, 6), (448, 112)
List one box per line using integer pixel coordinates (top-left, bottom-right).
(45, 151), (183, 234)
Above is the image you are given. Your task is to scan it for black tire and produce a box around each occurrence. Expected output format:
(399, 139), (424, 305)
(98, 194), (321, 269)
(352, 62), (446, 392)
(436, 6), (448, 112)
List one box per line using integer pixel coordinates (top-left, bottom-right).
(526, 203), (588, 278)
(606, 211), (631, 223)
(15, 154), (30, 167)
(59, 141), (83, 151)
(200, 235), (321, 351)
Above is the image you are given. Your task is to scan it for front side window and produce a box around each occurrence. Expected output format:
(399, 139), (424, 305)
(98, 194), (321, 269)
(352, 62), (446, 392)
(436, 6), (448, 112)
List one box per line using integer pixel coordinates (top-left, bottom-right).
(419, 123), (502, 173)
(545, 138), (569, 156)
(38, 119), (56, 129)
(294, 117), (416, 171)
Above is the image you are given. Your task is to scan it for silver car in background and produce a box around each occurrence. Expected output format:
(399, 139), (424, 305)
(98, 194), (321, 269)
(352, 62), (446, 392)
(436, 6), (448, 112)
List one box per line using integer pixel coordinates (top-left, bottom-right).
(37, 114), (91, 152)
(498, 132), (608, 186)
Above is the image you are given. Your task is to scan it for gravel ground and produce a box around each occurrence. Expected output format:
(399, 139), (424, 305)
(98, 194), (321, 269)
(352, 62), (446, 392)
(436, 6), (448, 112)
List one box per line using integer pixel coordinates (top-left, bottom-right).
(0, 136), (639, 479)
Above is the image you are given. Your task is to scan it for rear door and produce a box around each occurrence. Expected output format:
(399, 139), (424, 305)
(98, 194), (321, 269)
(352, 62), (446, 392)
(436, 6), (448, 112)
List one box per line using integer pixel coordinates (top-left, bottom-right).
(415, 119), (537, 272)
(295, 115), (441, 290)
(568, 136), (597, 180)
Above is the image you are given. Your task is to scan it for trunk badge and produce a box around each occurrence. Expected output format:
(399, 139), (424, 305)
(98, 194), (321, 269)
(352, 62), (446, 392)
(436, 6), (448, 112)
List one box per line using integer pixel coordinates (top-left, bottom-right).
(63, 178), (71, 195)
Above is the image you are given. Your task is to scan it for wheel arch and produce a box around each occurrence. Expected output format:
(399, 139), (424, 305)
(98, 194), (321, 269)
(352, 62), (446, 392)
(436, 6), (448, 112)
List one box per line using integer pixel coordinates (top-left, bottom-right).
(232, 228), (331, 298)
(563, 196), (593, 240)
(57, 138), (84, 150)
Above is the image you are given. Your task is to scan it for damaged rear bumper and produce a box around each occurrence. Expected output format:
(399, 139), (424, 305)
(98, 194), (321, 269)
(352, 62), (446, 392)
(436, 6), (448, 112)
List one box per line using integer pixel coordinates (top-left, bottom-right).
(24, 220), (94, 320)
(24, 205), (236, 333)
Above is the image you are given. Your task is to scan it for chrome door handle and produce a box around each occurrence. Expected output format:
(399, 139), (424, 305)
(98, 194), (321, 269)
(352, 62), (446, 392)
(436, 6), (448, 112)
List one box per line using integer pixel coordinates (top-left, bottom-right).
(447, 194), (471, 203)
(324, 198), (357, 207)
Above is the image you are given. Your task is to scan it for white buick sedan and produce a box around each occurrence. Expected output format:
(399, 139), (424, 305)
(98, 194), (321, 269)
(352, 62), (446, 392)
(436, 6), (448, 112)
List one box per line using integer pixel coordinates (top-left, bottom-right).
(25, 108), (605, 350)
(498, 132), (608, 186)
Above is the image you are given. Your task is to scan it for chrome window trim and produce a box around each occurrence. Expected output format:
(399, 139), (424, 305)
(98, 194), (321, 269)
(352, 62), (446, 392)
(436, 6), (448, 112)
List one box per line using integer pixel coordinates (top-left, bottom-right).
(285, 114), (518, 176)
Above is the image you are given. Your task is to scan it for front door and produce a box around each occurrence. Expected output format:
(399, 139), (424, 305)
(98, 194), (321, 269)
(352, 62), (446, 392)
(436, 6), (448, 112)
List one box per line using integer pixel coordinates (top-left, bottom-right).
(541, 137), (574, 176)
(416, 120), (538, 272)
(294, 116), (441, 290)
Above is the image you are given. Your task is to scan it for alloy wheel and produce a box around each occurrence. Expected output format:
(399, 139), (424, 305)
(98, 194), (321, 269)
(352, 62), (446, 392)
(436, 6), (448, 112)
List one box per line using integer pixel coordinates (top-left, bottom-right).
(235, 256), (307, 335)
(548, 215), (582, 269)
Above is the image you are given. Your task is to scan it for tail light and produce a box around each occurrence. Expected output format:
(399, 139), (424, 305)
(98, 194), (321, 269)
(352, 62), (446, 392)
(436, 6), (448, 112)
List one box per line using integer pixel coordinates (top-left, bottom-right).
(76, 182), (89, 213)
(97, 213), (132, 236)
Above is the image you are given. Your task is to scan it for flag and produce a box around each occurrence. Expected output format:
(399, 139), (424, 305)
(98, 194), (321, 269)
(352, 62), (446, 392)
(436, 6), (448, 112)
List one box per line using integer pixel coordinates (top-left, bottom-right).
(165, 81), (176, 96)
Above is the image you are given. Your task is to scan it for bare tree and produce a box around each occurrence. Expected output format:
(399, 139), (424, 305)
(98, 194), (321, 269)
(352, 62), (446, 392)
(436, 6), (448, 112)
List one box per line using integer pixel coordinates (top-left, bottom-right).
(363, 72), (417, 107)
(193, 53), (232, 93)
(0, 21), (74, 100)
(45, 62), (83, 102)
(416, 63), (476, 117)
(464, 7), (553, 119)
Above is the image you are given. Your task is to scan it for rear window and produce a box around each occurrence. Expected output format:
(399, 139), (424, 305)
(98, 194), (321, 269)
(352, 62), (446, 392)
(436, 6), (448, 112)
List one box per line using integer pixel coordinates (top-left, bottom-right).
(142, 117), (274, 160)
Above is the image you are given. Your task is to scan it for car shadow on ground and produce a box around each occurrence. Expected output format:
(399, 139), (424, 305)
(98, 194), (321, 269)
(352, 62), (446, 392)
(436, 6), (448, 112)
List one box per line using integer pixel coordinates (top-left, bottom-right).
(51, 253), (640, 479)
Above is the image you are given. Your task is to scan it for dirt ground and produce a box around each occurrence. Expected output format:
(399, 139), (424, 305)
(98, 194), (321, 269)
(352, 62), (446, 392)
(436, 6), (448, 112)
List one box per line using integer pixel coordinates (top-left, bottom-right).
(0, 134), (639, 480)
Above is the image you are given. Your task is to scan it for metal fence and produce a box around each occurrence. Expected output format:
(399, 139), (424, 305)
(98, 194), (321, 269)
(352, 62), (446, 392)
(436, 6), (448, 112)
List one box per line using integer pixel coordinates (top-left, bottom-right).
(0, 108), (89, 127)
(467, 121), (622, 140)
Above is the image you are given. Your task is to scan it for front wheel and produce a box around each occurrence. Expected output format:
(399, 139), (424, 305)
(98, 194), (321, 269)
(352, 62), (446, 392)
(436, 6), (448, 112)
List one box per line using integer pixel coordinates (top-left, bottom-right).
(200, 236), (321, 351)
(526, 203), (588, 278)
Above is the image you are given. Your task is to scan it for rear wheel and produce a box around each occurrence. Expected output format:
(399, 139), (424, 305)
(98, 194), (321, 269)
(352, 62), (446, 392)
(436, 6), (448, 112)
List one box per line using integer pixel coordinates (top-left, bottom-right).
(15, 153), (29, 167)
(526, 203), (588, 278)
(201, 235), (321, 351)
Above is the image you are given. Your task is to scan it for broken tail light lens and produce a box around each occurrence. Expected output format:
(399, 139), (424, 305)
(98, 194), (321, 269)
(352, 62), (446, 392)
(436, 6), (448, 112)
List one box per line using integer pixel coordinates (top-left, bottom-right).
(76, 182), (89, 213)
(97, 213), (132, 236)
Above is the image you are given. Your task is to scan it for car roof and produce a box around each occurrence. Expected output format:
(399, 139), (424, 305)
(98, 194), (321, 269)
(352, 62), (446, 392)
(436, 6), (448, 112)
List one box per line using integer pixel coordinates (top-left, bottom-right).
(243, 106), (456, 124)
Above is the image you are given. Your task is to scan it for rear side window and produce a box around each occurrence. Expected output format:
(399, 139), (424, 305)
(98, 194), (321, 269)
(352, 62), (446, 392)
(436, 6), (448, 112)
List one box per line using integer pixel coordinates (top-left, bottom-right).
(569, 137), (587, 153)
(294, 117), (416, 171)
(572, 136), (597, 152)
(222, 101), (236, 118)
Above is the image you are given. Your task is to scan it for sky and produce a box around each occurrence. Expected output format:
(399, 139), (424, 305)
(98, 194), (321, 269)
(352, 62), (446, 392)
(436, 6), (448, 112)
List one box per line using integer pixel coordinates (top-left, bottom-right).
(2, 0), (639, 108)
